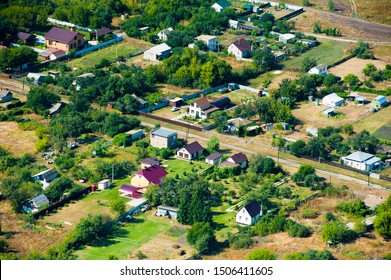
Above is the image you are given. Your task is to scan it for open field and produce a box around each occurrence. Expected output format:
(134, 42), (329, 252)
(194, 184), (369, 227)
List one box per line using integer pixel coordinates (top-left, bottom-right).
(247, 70), (301, 89)
(0, 122), (37, 156)
(283, 39), (351, 70)
(373, 45), (391, 62)
(329, 57), (389, 80)
(374, 121), (391, 141)
(352, 105), (391, 134)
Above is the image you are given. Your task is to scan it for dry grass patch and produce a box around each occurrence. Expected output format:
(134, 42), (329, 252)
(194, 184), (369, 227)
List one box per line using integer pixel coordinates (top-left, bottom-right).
(0, 122), (37, 156)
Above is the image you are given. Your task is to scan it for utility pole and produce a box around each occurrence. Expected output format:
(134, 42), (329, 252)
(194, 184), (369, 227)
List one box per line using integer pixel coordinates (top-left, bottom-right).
(368, 172), (370, 187)
(112, 164), (114, 183)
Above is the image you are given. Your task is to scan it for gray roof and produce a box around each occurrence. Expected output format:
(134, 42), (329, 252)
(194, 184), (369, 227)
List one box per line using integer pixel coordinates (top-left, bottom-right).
(345, 151), (376, 162)
(152, 128), (177, 138)
(33, 169), (58, 181)
(158, 205), (179, 212)
(206, 152), (222, 161)
(30, 194), (49, 208)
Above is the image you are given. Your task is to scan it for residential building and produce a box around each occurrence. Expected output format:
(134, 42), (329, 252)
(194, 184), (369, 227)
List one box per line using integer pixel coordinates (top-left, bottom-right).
(23, 194), (50, 213)
(211, 0), (232, 13)
(150, 128), (177, 149)
(371, 95), (387, 108)
(219, 152), (248, 169)
(27, 73), (48, 85)
(44, 27), (85, 53)
(141, 157), (160, 169)
(242, 3), (253, 11)
(157, 28), (174, 41)
(205, 153), (223, 165)
(211, 96), (231, 109)
(143, 43), (172, 61)
(308, 64), (327, 75)
(157, 205), (179, 220)
(131, 165), (168, 188)
(98, 179), (110, 190)
(0, 90), (13, 102)
(226, 117), (252, 133)
(177, 141), (204, 161)
(322, 93), (344, 107)
(228, 19), (240, 30)
(342, 151), (382, 171)
(273, 51), (286, 61)
(278, 33), (295, 43)
(17, 32), (35, 45)
(32, 169), (58, 190)
(228, 38), (252, 59)
(195, 35), (217, 51)
(132, 94), (148, 109)
(189, 96), (219, 119)
(49, 49), (67, 61)
(236, 201), (263, 226)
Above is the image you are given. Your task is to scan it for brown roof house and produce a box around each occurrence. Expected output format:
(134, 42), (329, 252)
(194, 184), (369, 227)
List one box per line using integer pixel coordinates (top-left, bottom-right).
(177, 141), (204, 161)
(189, 96), (219, 119)
(44, 27), (85, 53)
(219, 152), (248, 169)
(205, 152), (223, 165)
(228, 38), (252, 59)
(91, 28), (113, 41)
(17, 32), (35, 46)
(130, 165), (168, 190)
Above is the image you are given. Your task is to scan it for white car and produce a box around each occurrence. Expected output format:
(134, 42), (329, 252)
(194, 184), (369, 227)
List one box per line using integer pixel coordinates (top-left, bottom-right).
(171, 107), (179, 112)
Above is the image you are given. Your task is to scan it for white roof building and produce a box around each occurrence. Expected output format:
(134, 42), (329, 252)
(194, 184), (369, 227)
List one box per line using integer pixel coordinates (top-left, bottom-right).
(342, 151), (382, 171)
(278, 33), (295, 43)
(322, 93), (344, 107)
(157, 28), (173, 41)
(195, 35), (217, 51)
(143, 43), (172, 61)
(308, 64), (327, 75)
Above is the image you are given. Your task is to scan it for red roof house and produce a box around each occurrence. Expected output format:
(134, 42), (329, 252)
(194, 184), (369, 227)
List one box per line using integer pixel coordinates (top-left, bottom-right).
(177, 141), (204, 160)
(131, 164), (168, 188)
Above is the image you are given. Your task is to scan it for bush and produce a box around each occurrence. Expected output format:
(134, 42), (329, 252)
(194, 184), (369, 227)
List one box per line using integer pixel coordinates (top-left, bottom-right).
(228, 233), (253, 249)
(246, 249), (277, 260)
(112, 134), (131, 147)
(321, 221), (357, 245)
(285, 250), (334, 260)
(374, 212), (391, 239)
(253, 214), (286, 236)
(300, 208), (318, 219)
(324, 212), (336, 222)
(286, 220), (310, 237)
(336, 200), (370, 217)
(34, 137), (49, 152)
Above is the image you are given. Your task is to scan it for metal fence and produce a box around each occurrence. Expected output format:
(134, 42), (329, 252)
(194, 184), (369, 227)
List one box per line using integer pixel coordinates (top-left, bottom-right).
(139, 112), (203, 132)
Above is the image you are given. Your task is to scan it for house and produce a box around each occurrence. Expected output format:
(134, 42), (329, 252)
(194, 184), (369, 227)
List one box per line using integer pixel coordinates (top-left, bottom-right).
(211, 0), (232, 13)
(27, 73), (48, 85)
(119, 184), (143, 199)
(17, 32), (35, 45)
(125, 129), (144, 142)
(189, 96), (220, 119)
(323, 107), (335, 117)
(177, 141), (204, 161)
(32, 169), (58, 190)
(261, 123), (274, 131)
(274, 51), (286, 61)
(306, 127), (318, 137)
(228, 20), (240, 30)
(91, 28), (112, 41)
(195, 35), (217, 51)
(242, 3), (253, 11)
(48, 103), (62, 117)
(141, 157), (160, 169)
(211, 96), (232, 109)
(219, 152), (248, 169)
(342, 151), (383, 171)
(228, 38), (252, 59)
(157, 205), (179, 220)
(371, 95), (387, 108)
(143, 43), (172, 61)
(278, 122), (290, 130)
(73, 73), (96, 90)
(157, 28), (174, 41)
(278, 33), (295, 43)
(23, 194), (50, 213)
(308, 64), (327, 75)
(0, 90), (13, 102)
(150, 128), (177, 149)
(298, 39), (317, 47)
(225, 117), (252, 133)
(0, 45), (7, 50)
(44, 27), (85, 53)
(169, 97), (184, 108)
(98, 179), (110, 190)
(236, 201), (263, 226)
(322, 93), (344, 107)
(131, 165), (168, 188)
(205, 153), (223, 165)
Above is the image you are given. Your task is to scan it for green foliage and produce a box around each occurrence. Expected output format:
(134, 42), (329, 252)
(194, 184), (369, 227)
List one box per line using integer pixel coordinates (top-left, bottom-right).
(321, 221), (357, 245)
(374, 212), (391, 239)
(207, 136), (220, 153)
(0, 238), (9, 253)
(253, 214), (286, 236)
(0, 46), (38, 71)
(252, 49), (277, 71)
(288, 140), (306, 156)
(286, 220), (310, 237)
(324, 212), (336, 222)
(245, 249), (277, 260)
(352, 41), (374, 59)
(300, 208), (319, 219)
(336, 200), (371, 217)
(26, 87), (60, 115)
(34, 137), (49, 152)
(250, 154), (281, 175)
(285, 250), (334, 260)
(55, 152), (76, 171)
(110, 199), (126, 216)
(115, 94), (140, 114)
(112, 134), (132, 147)
(313, 20), (322, 33)
(227, 233), (253, 249)
(301, 57), (317, 72)
(343, 74), (360, 87)
(327, 0), (334, 11)
(341, 123), (354, 135)
(45, 176), (73, 202)
(135, 250), (147, 260)
(186, 222), (216, 254)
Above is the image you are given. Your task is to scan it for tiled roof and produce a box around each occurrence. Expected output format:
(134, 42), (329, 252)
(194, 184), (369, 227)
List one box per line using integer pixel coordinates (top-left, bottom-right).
(120, 184), (140, 194)
(182, 141), (203, 154)
(232, 38), (252, 53)
(17, 32), (34, 40)
(45, 27), (79, 44)
(230, 152), (248, 164)
(195, 96), (212, 109)
(206, 152), (222, 161)
(136, 165), (168, 185)
(141, 157), (159, 166)
(95, 28), (112, 37)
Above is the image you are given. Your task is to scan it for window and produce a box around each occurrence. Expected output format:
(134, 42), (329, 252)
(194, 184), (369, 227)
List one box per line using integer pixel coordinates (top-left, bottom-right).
(242, 209), (245, 213)
(239, 216), (241, 220)
(245, 217), (248, 221)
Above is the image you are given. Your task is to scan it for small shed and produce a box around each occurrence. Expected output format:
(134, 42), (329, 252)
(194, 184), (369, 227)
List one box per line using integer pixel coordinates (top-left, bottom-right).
(0, 90), (13, 102)
(205, 152), (223, 165)
(125, 129), (144, 142)
(98, 179), (110, 190)
(24, 194), (50, 213)
(323, 107), (335, 117)
(371, 95), (387, 108)
(157, 205), (179, 220)
(169, 97), (184, 107)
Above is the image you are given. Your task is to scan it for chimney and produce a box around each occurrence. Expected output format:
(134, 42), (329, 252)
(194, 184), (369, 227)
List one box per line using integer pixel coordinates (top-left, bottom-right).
(71, 26), (77, 32)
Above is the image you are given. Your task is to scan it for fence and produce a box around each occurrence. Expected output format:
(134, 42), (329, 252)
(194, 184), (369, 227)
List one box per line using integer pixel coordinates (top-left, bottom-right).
(139, 101), (169, 113)
(278, 8), (304, 21)
(139, 112), (203, 132)
(47, 18), (93, 32)
(74, 35), (123, 57)
(328, 53), (356, 69)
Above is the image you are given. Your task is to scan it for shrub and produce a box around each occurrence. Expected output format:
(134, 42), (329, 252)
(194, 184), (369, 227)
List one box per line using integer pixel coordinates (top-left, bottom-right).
(286, 220), (310, 238)
(300, 208), (318, 219)
(246, 249), (277, 260)
(253, 214), (286, 236)
(136, 250), (147, 260)
(285, 250), (334, 260)
(324, 212), (336, 222)
(321, 221), (357, 245)
(228, 233), (253, 249)
(374, 212), (391, 239)
(336, 200), (370, 217)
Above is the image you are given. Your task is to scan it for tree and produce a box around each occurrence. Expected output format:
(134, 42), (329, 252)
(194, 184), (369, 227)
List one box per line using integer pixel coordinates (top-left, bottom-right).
(245, 249), (277, 260)
(289, 140), (306, 156)
(343, 74), (360, 87)
(207, 136), (220, 153)
(321, 221), (357, 245)
(374, 212), (391, 239)
(341, 123), (354, 135)
(186, 222), (216, 254)
(323, 74), (340, 87)
(285, 250), (334, 260)
(115, 94), (140, 114)
(313, 20), (322, 33)
(271, 134), (287, 163)
(362, 63), (377, 79)
(252, 49), (276, 71)
(45, 176), (73, 202)
(301, 57), (317, 72)
(0, 46), (38, 71)
(213, 111), (228, 133)
(302, 0), (311, 7)
(144, 184), (161, 207)
(110, 199), (126, 216)
(0, 17), (17, 46)
(327, 0), (335, 11)
(26, 87), (60, 114)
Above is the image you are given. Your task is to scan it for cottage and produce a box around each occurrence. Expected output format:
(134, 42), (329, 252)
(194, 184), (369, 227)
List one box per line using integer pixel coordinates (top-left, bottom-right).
(371, 95), (387, 108)
(157, 28), (174, 41)
(205, 153), (223, 165)
(98, 179), (110, 190)
(308, 64), (327, 75)
(298, 39), (317, 47)
(150, 128), (177, 149)
(27, 73), (48, 85)
(131, 165), (168, 188)
(342, 151), (382, 171)
(189, 96), (219, 119)
(278, 33), (295, 43)
(23, 194), (50, 213)
(125, 129), (144, 142)
(45, 27), (85, 53)
(273, 51), (286, 61)
(322, 93), (344, 107)
(219, 152), (248, 169)
(177, 141), (204, 161)
(143, 43), (172, 61)
(119, 184), (143, 199)
(17, 32), (35, 46)
(225, 117), (252, 133)
(195, 35), (217, 51)
(228, 38), (252, 59)
(236, 201), (263, 226)
(0, 90), (13, 102)
(141, 157), (160, 169)
(157, 205), (179, 220)
(228, 20), (240, 30)
(32, 169), (58, 190)
(91, 28), (112, 41)
(323, 107), (335, 117)
(211, 0), (232, 13)
(48, 103), (62, 117)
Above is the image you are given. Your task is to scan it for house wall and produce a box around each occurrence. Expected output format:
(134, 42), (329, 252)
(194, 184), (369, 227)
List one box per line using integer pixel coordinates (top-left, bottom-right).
(143, 50), (158, 61)
(150, 134), (177, 149)
(131, 175), (150, 187)
(205, 158), (220, 165)
(177, 148), (191, 160)
(189, 103), (204, 119)
(228, 44), (243, 59)
(98, 181), (110, 190)
(236, 208), (252, 225)
(343, 159), (366, 171)
(45, 33), (84, 53)
(212, 4), (223, 12)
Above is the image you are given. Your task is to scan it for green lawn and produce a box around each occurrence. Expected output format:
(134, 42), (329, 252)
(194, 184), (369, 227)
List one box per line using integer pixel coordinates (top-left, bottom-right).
(373, 121), (391, 141)
(75, 218), (170, 260)
(283, 40), (352, 70)
(162, 158), (210, 178)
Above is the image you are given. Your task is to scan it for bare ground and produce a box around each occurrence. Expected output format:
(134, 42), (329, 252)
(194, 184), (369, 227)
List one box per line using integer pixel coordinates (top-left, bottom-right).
(329, 57), (390, 80)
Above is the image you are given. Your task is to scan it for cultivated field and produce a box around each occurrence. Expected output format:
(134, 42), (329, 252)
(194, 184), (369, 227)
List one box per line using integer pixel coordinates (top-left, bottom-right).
(373, 121), (391, 141)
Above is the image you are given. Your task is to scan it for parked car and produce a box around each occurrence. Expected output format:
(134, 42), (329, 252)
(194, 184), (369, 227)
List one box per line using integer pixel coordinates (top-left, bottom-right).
(171, 107), (179, 112)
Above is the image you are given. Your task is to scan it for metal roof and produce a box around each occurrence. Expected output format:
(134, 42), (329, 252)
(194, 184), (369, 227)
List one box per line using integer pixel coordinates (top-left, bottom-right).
(146, 43), (171, 55)
(152, 128), (177, 138)
(345, 151), (375, 162)
(206, 152), (222, 161)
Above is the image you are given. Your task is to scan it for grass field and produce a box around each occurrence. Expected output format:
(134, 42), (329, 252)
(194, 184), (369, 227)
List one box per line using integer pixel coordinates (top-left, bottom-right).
(373, 121), (391, 141)
(283, 40), (351, 70)
(353, 105), (391, 134)
(75, 218), (170, 260)
(162, 158), (210, 179)
(0, 122), (37, 156)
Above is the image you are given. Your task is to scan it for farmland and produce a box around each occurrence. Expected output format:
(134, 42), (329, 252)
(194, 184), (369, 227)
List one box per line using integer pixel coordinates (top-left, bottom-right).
(374, 122), (391, 141)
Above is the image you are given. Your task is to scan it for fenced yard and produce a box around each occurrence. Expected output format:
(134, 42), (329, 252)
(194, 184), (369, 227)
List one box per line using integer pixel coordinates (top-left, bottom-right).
(162, 158), (210, 179)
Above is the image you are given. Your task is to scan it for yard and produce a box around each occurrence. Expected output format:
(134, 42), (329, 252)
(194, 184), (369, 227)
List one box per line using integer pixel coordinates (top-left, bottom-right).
(353, 105), (391, 134)
(162, 158), (210, 179)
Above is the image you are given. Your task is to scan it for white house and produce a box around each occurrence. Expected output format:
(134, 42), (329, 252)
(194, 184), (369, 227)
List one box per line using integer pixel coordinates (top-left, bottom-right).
(211, 0), (232, 13)
(177, 141), (204, 161)
(228, 38), (252, 59)
(308, 64), (327, 75)
(236, 201), (263, 226)
(143, 43), (172, 61)
(342, 151), (382, 171)
(195, 35), (217, 51)
(32, 169), (58, 190)
(219, 152), (248, 169)
(228, 19), (240, 29)
(157, 205), (179, 220)
(205, 153), (223, 165)
(157, 28), (173, 41)
(189, 96), (219, 119)
(322, 93), (344, 107)
(98, 179), (110, 190)
(0, 90), (13, 102)
(278, 33), (295, 43)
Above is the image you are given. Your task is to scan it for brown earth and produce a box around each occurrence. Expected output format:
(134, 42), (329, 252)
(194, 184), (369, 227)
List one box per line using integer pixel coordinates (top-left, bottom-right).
(329, 57), (390, 80)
